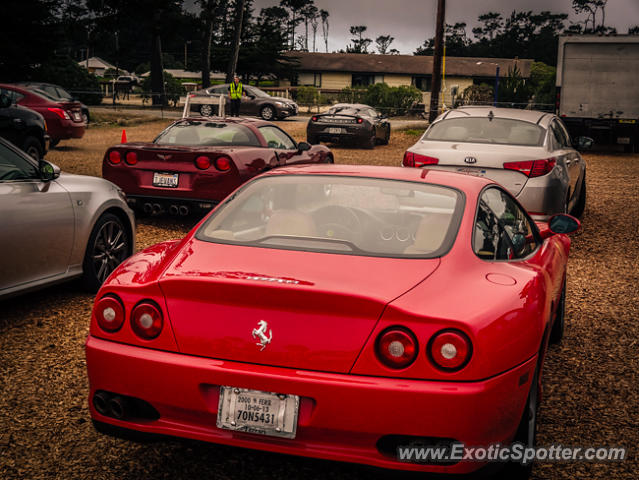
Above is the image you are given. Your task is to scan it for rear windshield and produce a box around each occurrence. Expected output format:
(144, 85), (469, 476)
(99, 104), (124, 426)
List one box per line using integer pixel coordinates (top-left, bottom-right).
(424, 117), (545, 146)
(196, 175), (464, 258)
(154, 120), (260, 147)
(327, 106), (361, 115)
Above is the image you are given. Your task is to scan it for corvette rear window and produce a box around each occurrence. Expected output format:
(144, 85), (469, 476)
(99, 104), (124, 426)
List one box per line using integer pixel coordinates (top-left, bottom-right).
(154, 120), (260, 147)
(423, 117), (545, 146)
(196, 175), (464, 258)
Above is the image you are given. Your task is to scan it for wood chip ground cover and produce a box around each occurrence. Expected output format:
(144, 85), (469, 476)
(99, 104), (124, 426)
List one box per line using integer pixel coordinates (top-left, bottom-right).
(0, 120), (637, 479)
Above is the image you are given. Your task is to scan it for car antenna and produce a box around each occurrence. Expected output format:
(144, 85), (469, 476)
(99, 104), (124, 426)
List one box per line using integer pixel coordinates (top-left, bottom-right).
(487, 110), (494, 121)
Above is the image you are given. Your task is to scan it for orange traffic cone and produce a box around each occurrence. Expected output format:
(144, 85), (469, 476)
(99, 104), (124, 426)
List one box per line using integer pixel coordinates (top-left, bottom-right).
(121, 129), (127, 143)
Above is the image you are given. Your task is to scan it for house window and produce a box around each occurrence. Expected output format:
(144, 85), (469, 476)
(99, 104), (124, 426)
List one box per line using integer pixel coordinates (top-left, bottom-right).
(412, 76), (431, 92)
(352, 74), (375, 87)
(297, 72), (322, 87)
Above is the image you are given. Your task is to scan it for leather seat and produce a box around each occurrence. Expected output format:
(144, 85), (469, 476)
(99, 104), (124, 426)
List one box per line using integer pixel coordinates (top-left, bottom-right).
(404, 213), (452, 254)
(266, 210), (317, 237)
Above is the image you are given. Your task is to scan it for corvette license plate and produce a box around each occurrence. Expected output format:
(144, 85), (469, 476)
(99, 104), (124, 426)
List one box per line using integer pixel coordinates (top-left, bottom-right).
(217, 387), (299, 439)
(152, 172), (179, 188)
(328, 128), (343, 134)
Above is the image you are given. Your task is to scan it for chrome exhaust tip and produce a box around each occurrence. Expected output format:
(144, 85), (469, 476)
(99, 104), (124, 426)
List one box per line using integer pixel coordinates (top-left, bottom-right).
(152, 203), (163, 215)
(143, 203), (153, 214)
(93, 391), (110, 416)
(168, 204), (179, 215)
(108, 396), (127, 420)
(178, 205), (189, 216)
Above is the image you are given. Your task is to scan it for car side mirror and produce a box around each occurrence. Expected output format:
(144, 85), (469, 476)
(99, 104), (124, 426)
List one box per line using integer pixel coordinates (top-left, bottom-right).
(297, 141), (311, 152)
(574, 136), (593, 151)
(539, 213), (581, 238)
(39, 160), (60, 181)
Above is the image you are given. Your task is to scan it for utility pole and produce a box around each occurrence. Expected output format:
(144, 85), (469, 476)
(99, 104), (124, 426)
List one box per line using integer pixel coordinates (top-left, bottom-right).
(428, 0), (445, 122)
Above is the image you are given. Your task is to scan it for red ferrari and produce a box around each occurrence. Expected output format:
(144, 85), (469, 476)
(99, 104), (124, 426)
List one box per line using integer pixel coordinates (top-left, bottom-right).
(86, 165), (580, 476)
(103, 116), (333, 216)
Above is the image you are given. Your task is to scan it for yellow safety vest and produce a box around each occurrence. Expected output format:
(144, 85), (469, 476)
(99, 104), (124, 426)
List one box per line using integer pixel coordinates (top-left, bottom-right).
(229, 82), (242, 100)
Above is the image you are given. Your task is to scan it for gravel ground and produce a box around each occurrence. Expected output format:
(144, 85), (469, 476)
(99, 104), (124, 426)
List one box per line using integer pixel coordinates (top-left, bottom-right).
(0, 121), (637, 479)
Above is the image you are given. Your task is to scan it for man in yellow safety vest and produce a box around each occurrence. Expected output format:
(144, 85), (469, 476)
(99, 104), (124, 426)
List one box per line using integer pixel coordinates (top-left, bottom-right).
(228, 74), (245, 117)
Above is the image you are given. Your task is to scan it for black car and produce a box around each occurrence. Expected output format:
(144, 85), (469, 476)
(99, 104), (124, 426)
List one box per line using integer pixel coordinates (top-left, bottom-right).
(0, 89), (47, 160)
(16, 82), (91, 124)
(307, 103), (391, 149)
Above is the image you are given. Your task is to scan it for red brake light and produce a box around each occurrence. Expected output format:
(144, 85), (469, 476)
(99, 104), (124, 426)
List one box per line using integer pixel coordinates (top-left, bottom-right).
(108, 150), (122, 164)
(403, 151), (438, 168)
(125, 151), (138, 165)
(94, 295), (125, 333)
(504, 158), (556, 178)
(357, 117), (363, 124)
(215, 156), (232, 171)
(376, 327), (418, 369)
(428, 329), (472, 371)
(311, 116), (318, 122)
(195, 156), (211, 170)
(47, 107), (70, 120)
(131, 302), (163, 340)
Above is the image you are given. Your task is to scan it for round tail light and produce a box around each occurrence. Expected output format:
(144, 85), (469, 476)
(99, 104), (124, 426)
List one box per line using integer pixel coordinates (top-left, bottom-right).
(357, 117), (363, 124)
(195, 156), (211, 170)
(215, 156), (232, 171)
(108, 150), (122, 164)
(131, 302), (163, 339)
(428, 329), (472, 371)
(375, 327), (418, 369)
(311, 116), (318, 122)
(95, 295), (125, 332)
(125, 151), (138, 165)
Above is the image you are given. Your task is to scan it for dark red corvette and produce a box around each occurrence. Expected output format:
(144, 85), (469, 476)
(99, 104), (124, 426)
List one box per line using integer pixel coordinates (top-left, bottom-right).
(103, 116), (333, 215)
(86, 165), (580, 476)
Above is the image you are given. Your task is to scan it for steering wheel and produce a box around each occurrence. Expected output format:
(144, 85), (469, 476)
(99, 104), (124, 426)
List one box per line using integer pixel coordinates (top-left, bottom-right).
(313, 205), (362, 243)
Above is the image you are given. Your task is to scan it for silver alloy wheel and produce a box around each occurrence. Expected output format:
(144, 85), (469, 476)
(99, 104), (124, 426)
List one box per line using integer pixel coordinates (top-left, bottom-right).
(200, 104), (213, 116)
(91, 219), (129, 283)
(261, 105), (275, 120)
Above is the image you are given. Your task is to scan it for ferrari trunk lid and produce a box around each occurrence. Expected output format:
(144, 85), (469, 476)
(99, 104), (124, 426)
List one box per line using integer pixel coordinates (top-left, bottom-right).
(413, 141), (550, 196)
(159, 239), (440, 373)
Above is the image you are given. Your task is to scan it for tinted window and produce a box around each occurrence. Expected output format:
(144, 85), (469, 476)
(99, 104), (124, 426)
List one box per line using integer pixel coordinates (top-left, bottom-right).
(196, 175), (464, 258)
(327, 106), (362, 116)
(0, 143), (38, 181)
(474, 187), (538, 260)
(258, 126), (296, 150)
(0, 88), (23, 105)
(550, 120), (570, 149)
(154, 120), (260, 147)
(424, 118), (545, 146)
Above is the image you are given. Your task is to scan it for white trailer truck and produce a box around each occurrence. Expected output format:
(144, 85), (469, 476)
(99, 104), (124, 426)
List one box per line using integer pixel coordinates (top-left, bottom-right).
(556, 35), (639, 152)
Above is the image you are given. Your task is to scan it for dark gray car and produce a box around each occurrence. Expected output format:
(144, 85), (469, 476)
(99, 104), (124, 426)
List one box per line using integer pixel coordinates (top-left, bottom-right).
(192, 84), (298, 121)
(0, 138), (135, 299)
(306, 103), (391, 149)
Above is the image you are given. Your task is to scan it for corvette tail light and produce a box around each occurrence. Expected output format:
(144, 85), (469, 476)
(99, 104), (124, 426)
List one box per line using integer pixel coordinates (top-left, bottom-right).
(403, 151), (439, 168)
(504, 158), (556, 178)
(311, 116), (318, 122)
(357, 117), (363, 124)
(215, 156), (232, 171)
(195, 155), (211, 170)
(108, 150), (122, 164)
(428, 329), (472, 371)
(95, 295), (125, 333)
(376, 327), (418, 369)
(131, 301), (163, 340)
(125, 151), (138, 165)
(48, 107), (71, 120)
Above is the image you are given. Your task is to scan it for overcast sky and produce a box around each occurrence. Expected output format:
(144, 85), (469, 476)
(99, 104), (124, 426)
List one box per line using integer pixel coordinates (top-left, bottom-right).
(248, 0), (639, 54)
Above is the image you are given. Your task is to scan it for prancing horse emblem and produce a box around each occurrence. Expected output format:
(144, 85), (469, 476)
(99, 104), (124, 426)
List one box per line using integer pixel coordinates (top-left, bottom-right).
(252, 320), (272, 351)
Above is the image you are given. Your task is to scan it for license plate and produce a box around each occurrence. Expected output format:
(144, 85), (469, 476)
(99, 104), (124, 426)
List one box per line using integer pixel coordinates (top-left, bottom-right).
(456, 167), (486, 176)
(217, 387), (299, 439)
(152, 172), (179, 187)
(617, 137), (630, 144)
(73, 112), (82, 122)
(328, 128), (343, 134)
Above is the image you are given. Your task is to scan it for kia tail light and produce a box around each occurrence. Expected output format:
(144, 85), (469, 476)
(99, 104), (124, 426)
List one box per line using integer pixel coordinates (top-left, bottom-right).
(376, 327), (418, 369)
(504, 158), (556, 178)
(403, 151), (439, 168)
(428, 329), (472, 371)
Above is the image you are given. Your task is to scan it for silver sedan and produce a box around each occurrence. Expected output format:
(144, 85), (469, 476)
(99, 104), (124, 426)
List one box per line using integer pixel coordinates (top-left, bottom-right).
(0, 138), (135, 299)
(402, 107), (590, 220)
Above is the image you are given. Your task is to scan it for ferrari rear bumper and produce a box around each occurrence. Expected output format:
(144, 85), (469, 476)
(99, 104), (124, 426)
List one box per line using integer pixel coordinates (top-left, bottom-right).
(86, 335), (536, 474)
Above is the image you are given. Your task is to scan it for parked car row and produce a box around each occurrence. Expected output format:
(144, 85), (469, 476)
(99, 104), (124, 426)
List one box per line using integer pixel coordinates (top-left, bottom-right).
(1, 106), (589, 478)
(0, 82), (88, 158)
